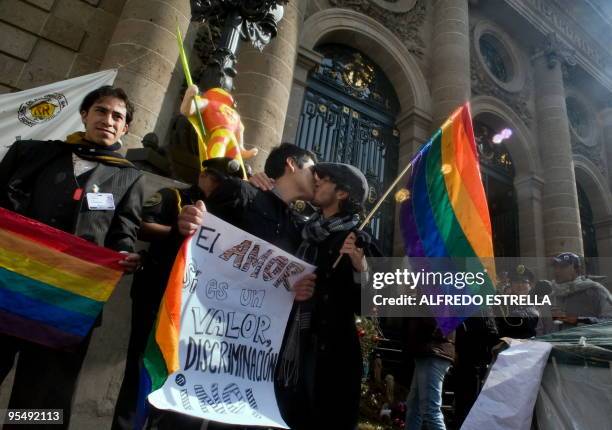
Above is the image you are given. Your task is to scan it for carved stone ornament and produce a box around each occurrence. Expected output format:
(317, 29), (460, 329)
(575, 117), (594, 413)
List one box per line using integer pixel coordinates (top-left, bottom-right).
(533, 33), (577, 70)
(470, 26), (534, 128)
(369, 0), (417, 13)
(525, 0), (605, 70)
(328, 0), (427, 58)
(564, 92), (605, 175)
(572, 140), (607, 177)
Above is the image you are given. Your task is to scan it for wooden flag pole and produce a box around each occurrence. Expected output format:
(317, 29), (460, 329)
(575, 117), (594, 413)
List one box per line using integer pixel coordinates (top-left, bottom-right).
(332, 156), (418, 269)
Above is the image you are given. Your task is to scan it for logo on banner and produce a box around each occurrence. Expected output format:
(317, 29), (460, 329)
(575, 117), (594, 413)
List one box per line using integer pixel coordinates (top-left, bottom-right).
(17, 93), (68, 127)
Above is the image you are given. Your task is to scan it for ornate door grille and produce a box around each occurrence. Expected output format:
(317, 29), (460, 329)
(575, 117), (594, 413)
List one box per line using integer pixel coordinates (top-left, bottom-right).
(295, 45), (400, 255)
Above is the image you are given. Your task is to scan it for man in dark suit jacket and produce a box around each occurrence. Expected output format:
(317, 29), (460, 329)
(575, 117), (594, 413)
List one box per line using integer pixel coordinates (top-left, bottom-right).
(0, 86), (145, 429)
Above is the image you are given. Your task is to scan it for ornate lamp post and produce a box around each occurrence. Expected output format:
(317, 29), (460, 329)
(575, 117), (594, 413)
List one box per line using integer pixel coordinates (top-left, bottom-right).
(189, 0), (288, 90)
(163, 1), (287, 183)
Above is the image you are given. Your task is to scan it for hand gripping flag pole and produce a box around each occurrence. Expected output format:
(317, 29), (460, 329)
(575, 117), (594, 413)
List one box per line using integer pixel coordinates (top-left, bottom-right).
(331, 156), (416, 269)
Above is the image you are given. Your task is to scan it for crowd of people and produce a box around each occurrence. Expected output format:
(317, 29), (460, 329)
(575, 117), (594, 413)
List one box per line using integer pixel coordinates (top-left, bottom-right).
(1, 85), (611, 430)
(404, 254), (612, 430)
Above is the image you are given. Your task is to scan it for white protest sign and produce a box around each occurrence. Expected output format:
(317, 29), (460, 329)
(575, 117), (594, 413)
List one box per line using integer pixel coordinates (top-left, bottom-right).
(0, 70), (117, 161)
(148, 214), (314, 428)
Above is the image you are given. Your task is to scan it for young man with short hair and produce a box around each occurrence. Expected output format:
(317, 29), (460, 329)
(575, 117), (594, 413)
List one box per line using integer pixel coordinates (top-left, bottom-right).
(175, 143), (318, 429)
(0, 85), (145, 429)
(178, 142), (318, 257)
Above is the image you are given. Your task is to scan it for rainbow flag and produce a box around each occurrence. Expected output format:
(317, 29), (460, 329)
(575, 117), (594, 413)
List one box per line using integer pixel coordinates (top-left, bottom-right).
(399, 104), (496, 332)
(135, 237), (186, 429)
(0, 207), (124, 349)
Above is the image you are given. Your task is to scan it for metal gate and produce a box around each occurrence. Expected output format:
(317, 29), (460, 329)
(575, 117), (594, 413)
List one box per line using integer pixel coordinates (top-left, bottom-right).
(294, 45), (400, 255)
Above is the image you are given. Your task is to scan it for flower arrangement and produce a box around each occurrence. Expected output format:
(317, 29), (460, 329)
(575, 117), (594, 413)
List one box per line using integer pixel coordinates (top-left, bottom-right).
(356, 316), (407, 430)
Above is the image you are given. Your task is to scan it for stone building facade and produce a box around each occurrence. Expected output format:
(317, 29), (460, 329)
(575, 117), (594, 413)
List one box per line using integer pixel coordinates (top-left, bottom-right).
(276, 0), (612, 280)
(2, 0), (612, 427)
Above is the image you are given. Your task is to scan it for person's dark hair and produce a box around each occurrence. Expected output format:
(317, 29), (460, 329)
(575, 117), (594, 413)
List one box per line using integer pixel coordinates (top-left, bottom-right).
(79, 86), (135, 124)
(337, 191), (363, 216)
(264, 142), (316, 179)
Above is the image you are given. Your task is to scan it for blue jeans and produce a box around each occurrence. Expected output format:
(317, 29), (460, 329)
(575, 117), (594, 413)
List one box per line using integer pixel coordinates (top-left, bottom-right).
(404, 357), (451, 430)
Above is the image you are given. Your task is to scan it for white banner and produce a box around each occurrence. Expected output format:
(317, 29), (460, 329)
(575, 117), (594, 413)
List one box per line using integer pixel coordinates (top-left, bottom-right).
(461, 339), (552, 430)
(0, 70), (117, 160)
(148, 214), (315, 428)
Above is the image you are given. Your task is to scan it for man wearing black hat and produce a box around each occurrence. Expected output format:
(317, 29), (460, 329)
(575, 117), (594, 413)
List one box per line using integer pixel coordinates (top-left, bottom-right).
(112, 157), (246, 430)
(496, 264), (539, 339)
(551, 252), (612, 328)
(280, 162), (380, 430)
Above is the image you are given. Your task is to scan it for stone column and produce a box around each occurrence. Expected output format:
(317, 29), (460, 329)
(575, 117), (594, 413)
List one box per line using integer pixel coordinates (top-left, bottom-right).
(281, 47), (322, 144)
(514, 174), (546, 273)
(233, 0), (307, 171)
(430, 0), (471, 130)
(532, 35), (583, 257)
(514, 175), (546, 256)
(600, 108), (612, 193)
(101, 0), (191, 149)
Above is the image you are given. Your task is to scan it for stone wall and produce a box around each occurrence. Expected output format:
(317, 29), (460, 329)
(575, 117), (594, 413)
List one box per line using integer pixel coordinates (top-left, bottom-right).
(0, 0), (126, 93)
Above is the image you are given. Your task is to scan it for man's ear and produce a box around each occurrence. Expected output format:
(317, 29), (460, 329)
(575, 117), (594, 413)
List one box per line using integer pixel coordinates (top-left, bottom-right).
(286, 157), (297, 173)
(80, 110), (87, 125)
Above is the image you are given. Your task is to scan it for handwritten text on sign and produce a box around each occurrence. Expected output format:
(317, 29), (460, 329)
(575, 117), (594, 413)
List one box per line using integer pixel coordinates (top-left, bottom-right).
(148, 214), (314, 428)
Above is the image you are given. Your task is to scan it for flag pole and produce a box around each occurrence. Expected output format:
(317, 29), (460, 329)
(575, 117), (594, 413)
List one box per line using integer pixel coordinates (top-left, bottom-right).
(332, 156), (418, 269)
(176, 24), (208, 161)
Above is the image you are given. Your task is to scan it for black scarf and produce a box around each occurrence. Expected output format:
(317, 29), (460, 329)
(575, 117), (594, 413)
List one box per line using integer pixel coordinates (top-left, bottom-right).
(279, 212), (366, 388)
(65, 132), (134, 167)
(296, 212), (361, 264)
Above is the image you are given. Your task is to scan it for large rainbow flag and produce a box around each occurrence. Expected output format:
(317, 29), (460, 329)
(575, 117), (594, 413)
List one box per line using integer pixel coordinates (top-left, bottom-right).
(399, 103), (496, 332)
(0, 207), (124, 349)
(135, 237), (186, 428)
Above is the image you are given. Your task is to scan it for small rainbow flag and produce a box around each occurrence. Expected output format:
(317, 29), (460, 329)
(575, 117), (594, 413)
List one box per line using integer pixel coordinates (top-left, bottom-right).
(399, 104), (496, 332)
(0, 207), (124, 349)
(135, 237), (186, 429)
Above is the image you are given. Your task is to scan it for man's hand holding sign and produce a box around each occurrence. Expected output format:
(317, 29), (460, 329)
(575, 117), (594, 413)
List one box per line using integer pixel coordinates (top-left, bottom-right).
(146, 204), (315, 428)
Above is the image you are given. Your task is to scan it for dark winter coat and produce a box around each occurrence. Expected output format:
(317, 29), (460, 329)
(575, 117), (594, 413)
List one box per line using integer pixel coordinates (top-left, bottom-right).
(0, 139), (144, 252)
(207, 177), (303, 254)
(307, 229), (380, 430)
